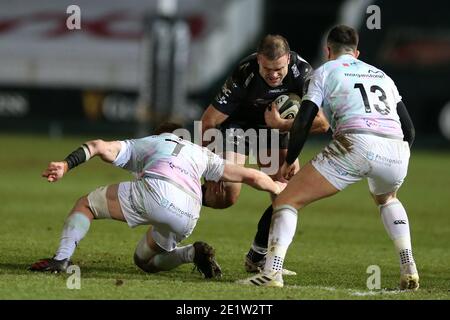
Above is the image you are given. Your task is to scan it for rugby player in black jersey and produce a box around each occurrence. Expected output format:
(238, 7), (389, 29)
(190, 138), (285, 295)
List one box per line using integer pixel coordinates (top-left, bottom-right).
(200, 35), (329, 274)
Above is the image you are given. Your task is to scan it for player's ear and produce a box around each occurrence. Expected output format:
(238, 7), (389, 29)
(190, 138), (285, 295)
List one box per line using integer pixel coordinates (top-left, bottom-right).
(355, 49), (360, 59)
(326, 46), (332, 60)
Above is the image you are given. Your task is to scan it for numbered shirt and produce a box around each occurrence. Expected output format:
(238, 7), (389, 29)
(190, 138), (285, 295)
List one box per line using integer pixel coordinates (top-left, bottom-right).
(303, 54), (403, 138)
(112, 133), (225, 200)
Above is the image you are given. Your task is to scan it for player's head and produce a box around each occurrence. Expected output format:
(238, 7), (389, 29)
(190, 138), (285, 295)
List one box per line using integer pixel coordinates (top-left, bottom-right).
(257, 34), (291, 87)
(154, 122), (183, 135)
(326, 25), (360, 60)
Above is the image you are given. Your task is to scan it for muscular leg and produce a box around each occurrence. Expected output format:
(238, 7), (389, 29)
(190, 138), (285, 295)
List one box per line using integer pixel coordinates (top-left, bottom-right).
(133, 227), (221, 278)
(263, 162), (339, 276)
(202, 151), (247, 209)
(238, 162), (338, 285)
(133, 227), (188, 273)
(245, 148), (300, 271)
(53, 184), (126, 261)
(373, 191), (419, 290)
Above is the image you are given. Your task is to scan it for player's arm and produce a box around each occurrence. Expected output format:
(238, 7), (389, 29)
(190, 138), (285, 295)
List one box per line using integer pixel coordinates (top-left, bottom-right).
(200, 105), (229, 146)
(309, 109), (329, 134)
(299, 61), (329, 134)
(265, 104), (328, 133)
(42, 140), (122, 182)
(220, 163), (285, 195)
(200, 69), (245, 146)
(281, 100), (319, 179)
(397, 101), (415, 148)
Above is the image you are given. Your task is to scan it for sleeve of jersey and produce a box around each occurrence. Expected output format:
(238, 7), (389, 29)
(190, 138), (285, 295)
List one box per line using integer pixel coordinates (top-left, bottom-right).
(298, 61), (313, 96)
(389, 76), (402, 103)
(302, 67), (325, 108)
(203, 149), (225, 182)
(210, 72), (244, 116)
(112, 140), (132, 168)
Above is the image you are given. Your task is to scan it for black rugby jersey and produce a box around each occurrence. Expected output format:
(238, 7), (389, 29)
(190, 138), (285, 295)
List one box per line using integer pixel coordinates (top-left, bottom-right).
(211, 51), (312, 129)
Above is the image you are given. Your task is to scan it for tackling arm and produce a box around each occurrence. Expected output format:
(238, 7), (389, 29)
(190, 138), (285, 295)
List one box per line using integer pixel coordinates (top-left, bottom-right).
(42, 140), (122, 182)
(285, 100), (319, 165)
(220, 163), (285, 195)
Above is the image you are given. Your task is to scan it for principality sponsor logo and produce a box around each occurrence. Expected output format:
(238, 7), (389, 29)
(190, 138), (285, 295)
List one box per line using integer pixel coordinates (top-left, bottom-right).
(159, 198), (194, 219)
(367, 151), (402, 166)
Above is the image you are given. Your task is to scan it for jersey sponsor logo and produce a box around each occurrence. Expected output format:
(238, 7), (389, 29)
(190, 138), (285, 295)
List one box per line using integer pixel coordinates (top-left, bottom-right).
(239, 62), (250, 72)
(368, 69), (385, 76)
(291, 64), (300, 78)
(344, 71), (385, 79)
(327, 159), (349, 176)
(167, 161), (196, 180)
(365, 119), (379, 128)
(244, 72), (254, 88)
(216, 80), (235, 105)
(267, 88), (288, 94)
(394, 220), (407, 225)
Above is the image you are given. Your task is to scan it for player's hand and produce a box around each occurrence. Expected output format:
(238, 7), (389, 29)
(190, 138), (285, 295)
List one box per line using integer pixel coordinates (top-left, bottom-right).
(264, 103), (284, 129)
(280, 161), (296, 180)
(274, 181), (287, 195)
(42, 161), (67, 182)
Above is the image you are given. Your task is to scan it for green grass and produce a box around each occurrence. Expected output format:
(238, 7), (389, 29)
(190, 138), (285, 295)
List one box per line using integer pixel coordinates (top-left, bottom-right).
(0, 134), (449, 300)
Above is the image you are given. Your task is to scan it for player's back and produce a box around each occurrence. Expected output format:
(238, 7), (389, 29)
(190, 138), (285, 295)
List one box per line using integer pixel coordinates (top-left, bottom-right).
(317, 54), (404, 139)
(117, 134), (224, 201)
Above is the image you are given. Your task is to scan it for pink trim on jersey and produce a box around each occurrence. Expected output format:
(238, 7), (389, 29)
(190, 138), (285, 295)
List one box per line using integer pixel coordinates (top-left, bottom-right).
(146, 158), (202, 199)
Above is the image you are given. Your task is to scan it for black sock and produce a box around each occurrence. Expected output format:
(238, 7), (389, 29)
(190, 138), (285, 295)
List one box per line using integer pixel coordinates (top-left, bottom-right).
(254, 205), (273, 248)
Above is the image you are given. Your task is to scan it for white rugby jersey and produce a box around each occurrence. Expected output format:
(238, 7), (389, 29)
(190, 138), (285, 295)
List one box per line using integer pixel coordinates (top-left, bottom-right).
(112, 133), (225, 201)
(303, 54), (404, 139)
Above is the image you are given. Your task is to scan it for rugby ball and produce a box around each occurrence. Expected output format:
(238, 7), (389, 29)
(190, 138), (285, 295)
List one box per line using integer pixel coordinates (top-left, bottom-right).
(273, 93), (301, 119)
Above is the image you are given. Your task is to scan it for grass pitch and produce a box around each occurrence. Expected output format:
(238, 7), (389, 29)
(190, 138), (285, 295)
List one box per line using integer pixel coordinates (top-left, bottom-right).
(0, 134), (449, 300)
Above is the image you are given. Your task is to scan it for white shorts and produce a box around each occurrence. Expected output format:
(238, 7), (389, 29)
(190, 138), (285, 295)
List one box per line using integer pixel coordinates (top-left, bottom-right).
(311, 134), (410, 195)
(117, 178), (201, 251)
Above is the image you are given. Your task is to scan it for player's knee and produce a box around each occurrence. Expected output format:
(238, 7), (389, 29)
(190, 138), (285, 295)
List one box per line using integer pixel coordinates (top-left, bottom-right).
(72, 196), (93, 216)
(133, 253), (160, 273)
(372, 192), (397, 206)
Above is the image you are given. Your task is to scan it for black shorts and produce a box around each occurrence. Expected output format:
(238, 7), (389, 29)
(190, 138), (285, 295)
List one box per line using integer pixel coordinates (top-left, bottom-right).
(218, 123), (289, 156)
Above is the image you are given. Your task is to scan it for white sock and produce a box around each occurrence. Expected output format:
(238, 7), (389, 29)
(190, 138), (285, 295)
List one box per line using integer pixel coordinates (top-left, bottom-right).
(379, 199), (415, 265)
(264, 205), (298, 273)
(54, 212), (91, 261)
(152, 245), (195, 271)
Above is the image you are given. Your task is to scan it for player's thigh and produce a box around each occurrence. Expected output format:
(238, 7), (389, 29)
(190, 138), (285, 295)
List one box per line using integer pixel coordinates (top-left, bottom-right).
(147, 181), (200, 251)
(367, 139), (410, 196)
(274, 161), (339, 210)
(87, 184), (126, 222)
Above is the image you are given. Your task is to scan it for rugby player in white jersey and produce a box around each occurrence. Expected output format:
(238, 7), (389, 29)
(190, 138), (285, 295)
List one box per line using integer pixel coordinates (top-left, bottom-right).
(30, 123), (285, 278)
(239, 25), (419, 290)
